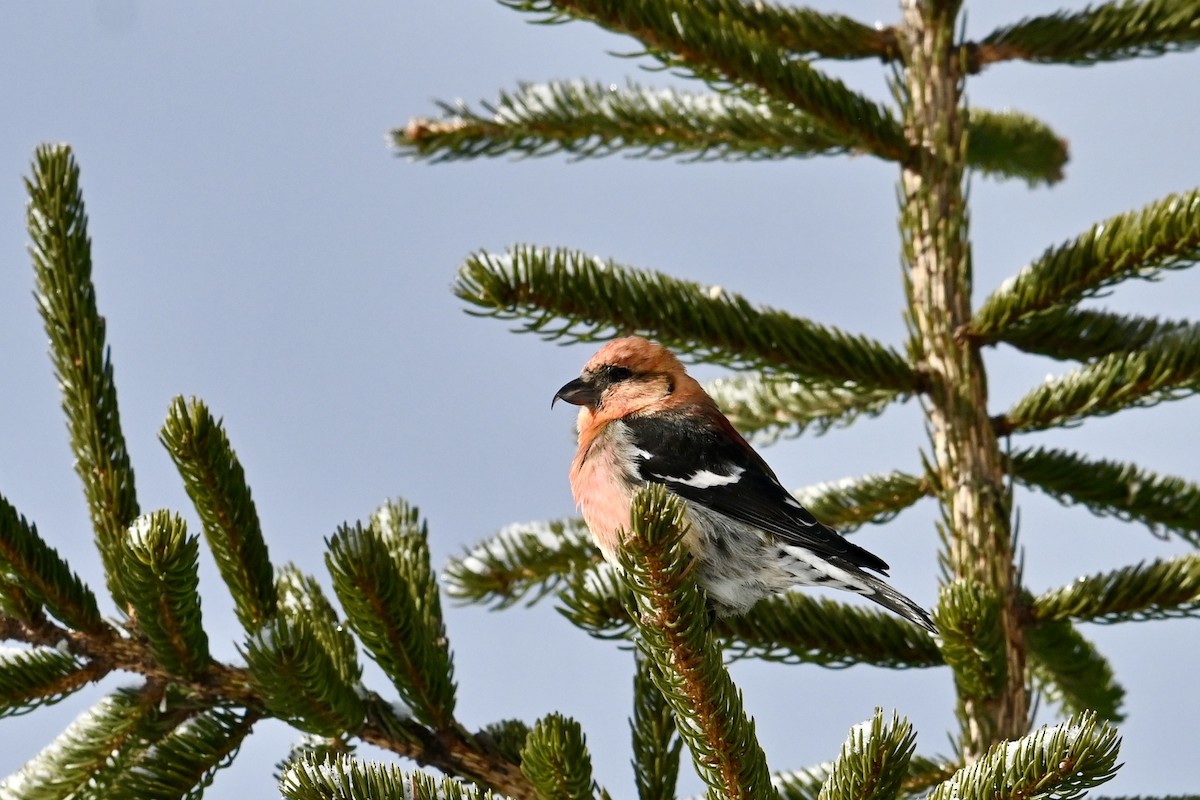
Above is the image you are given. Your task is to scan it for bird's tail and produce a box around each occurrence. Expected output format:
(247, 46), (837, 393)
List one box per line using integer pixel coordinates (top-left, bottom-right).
(857, 572), (937, 633)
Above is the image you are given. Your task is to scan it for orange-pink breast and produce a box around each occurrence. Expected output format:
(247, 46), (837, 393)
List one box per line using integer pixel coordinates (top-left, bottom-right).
(570, 432), (636, 560)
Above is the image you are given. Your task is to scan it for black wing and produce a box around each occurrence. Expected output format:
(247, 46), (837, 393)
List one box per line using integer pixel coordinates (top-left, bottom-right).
(623, 412), (891, 575)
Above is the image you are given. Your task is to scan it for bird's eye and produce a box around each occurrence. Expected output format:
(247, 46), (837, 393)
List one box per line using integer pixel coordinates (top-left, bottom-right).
(605, 366), (634, 383)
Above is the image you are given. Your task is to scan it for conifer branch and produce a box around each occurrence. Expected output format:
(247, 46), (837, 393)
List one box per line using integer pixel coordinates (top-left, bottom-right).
(444, 519), (599, 609)
(0, 685), (179, 799)
(0, 493), (105, 633)
(0, 647), (106, 719)
(901, 757), (962, 796)
(520, 713), (602, 800)
(455, 246), (920, 391)
(399, 82), (853, 163)
(25, 144), (139, 607)
(1026, 618), (1125, 723)
(935, 581), (1009, 739)
(243, 616), (368, 737)
(976, 0), (1200, 68)
(817, 710), (915, 800)
(496, 0), (909, 161)
(326, 503), (456, 731)
(793, 471), (930, 534)
(120, 511), (211, 679)
(1032, 554), (1200, 624)
(558, 564), (944, 668)
(776, 759), (959, 800)
(985, 307), (1194, 362)
(972, 189), (1200, 337)
(475, 719), (532, 766)
(998, 326), (1200, 433)
(399, 85), (1066, 186)
(1009, 447), (1200, 545)
(774, 766), (828, 800)
(631, 654), (682, 800)
(557, 562), (634, 638)
(925, 711), (1120, 800)
(280, 754), (504, 800)
(161, 397), (277, 631)
(706, 376), (905, 445)
(616, 486), (774, 800)
(105, 706), (258, 799)
(276, 565), (362, 686)
(1, 548), (533, 798)
(964, 108), (1068, 186)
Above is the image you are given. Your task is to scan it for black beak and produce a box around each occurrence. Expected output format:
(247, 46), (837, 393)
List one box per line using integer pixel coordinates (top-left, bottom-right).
(552, 376), (600, 409)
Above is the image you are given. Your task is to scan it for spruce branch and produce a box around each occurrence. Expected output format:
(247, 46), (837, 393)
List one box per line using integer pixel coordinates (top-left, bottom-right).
(977, 0), (1200, 67)
(399, 81), (854, 163)
(705, 376), (905, 446)
(0, 647), (105, 720)
(792, 471), (930, 534)
(105, 706), (258, 800)
(520, 713), (602, 800)
(817, 710), (915, 800)
(1, 575), (533, 798)
(0, 493), (105, 633)
(972, 189), (1200, 337)
(630, 654), (682, 800)
(986, 307), (1195, 362)
(964, 108), (1068, 187)
(1032, 554), (1200, 624)
(0, 685), (180, 800)
(934, 581), (1009, 722)
(280, 754), (503, 800)
(778, 759), (959, 800)
(274, 735), (357, 786)
(998, 326), (1200, 433)
(276, 565), (361, 686)
(399, 85), (1065, 186)
(1009, 446), (1200, 545)
(557, 562), (636, 639)
(1026, 618), (1125, 723)
(774, 766), (829, 800)
(925, 711), (1120, 800)
(120, 512), (210, 680)
(25, 144), (139, 607)
(557, 563), (944, 668)
(615, 486), (774, 800)
(455, 245), (920, 391)
(242, 615), (367, 737)
(160, 396), (277, 632)
(496, 0), (908, 161)
(444, 518), (599, 609)
(326, 504), (457, 731)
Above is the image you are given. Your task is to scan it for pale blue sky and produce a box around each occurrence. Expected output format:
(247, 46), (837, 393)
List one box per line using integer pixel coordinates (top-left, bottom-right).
(2, 2), (1198, 797)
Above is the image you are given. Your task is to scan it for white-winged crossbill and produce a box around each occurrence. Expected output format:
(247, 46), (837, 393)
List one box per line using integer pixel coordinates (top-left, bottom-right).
(554, 336), (935, 632)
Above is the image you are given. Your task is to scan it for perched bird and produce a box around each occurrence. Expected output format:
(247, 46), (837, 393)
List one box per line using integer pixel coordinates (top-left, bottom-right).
(553, 336), (936, 632)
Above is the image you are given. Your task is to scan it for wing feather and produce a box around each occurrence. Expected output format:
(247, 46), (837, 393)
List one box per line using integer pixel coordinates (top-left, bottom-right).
(624, 412), (891, 575)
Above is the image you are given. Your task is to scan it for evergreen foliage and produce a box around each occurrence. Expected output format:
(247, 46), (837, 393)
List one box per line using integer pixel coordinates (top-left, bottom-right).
(25, 145), (139, 609)
(519, 713), (601, 800)
(616, 486), (774, 800)
(160, 396), (277, 633)
(5, 0), (1200, 795)
(119, 512), (210, 679)
(977, 0), (1200, 67)
(629, 654), (682, 800)
(455, 245), (920, 389)
(0, 493), (104, 633)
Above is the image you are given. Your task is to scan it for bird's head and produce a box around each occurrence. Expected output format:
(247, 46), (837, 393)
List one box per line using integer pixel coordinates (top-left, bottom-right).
(553, 337), (700, 427)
